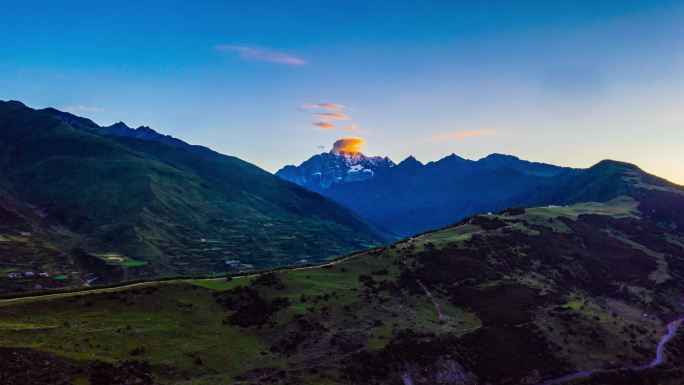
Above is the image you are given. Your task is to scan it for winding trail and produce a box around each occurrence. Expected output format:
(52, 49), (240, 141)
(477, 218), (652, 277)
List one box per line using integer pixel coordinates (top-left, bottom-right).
(540, 316), (684, 385)
(0, 249), (371, 306)
(416, 278), (447, 323)
(0, 221), (510, 306)
(398, 249), (450, 328)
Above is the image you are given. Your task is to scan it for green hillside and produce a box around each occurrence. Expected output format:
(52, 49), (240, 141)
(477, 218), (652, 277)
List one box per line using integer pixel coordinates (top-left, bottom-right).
(0, 101), (388, 291)
(2, 164), (684, 384)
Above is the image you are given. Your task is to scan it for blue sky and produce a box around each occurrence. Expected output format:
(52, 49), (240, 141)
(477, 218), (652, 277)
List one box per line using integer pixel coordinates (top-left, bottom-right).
(1, 0), (683, 183)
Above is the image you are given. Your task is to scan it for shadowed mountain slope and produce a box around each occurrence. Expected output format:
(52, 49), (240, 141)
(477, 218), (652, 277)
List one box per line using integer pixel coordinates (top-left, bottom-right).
(278, 150), (573, 236)
(0, 100), (388, 291)
(279, 148), (680, 238)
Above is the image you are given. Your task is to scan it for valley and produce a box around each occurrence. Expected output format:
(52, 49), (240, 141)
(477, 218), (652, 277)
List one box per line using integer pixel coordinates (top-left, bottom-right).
(2, 174), (684, 384)
(4, 3), (684, 384)
(2, 102), (684, 385)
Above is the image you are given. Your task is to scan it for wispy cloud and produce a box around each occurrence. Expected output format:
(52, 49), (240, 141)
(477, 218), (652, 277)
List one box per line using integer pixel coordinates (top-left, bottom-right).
(302, 102), (345, 111)
(301, 102), (361, 133)
(343, 124), (370, 134)
(314, 112), (350, 121)
(425, 129), (496, 142)
(215, 45), (306, 65)
(313, 121), (335, 130)
(64, 105), (104, 113)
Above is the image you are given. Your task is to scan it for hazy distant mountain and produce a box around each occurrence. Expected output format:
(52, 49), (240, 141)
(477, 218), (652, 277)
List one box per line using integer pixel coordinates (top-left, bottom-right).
(0, 100), (388, 291)
(278, 145), (570, 235)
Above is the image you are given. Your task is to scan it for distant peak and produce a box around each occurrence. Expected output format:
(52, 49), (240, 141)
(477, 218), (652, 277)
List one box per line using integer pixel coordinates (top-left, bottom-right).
(398, 155), (423, 167)
(4, 100), (27, 109)
(337, 150), (363, 156)
(135, 125), (156, 133)
(591, 159), (640, 171)
(108, 121), (131, 130)
(40, 106), (101, 131)
(335, 151), (370, 165)
(482, 153), (519, 161)
(438, 153), (467, 163)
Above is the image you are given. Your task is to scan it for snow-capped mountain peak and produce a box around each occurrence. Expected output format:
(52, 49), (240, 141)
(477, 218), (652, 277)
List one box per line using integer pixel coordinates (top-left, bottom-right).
(276, 143), (395, 192)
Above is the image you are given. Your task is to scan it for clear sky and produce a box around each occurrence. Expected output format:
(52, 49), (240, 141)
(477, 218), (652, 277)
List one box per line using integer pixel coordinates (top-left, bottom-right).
(1, 0), (683, 183)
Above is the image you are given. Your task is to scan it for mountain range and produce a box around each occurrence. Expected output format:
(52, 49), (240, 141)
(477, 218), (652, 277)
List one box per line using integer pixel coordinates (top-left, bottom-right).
(3, 99), (684, 385)
(3, 157), (684, 385)
(5, 99), (679, 296)
(4, 99), (677, 295)
(0, 100), (388, 291)
(276, 146), (649, 236)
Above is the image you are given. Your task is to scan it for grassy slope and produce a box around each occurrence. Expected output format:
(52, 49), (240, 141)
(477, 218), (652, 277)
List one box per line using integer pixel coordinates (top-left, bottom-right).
(3, 178), (684, 384)
(0, 101), (387, 291)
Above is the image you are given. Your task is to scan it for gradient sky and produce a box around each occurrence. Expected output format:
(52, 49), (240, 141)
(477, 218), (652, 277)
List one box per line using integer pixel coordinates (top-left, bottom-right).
(1, 0), (683, 183)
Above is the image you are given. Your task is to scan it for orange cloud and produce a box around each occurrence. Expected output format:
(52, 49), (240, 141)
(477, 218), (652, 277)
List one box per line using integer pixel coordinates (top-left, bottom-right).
(331, 137), (366, 154)
(215, 45), (306, 65)
(302, 102), (345, 110)
(313, 122), (335, 130)
(425, 129), (496, 142)
(313, 112), (350, 121)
